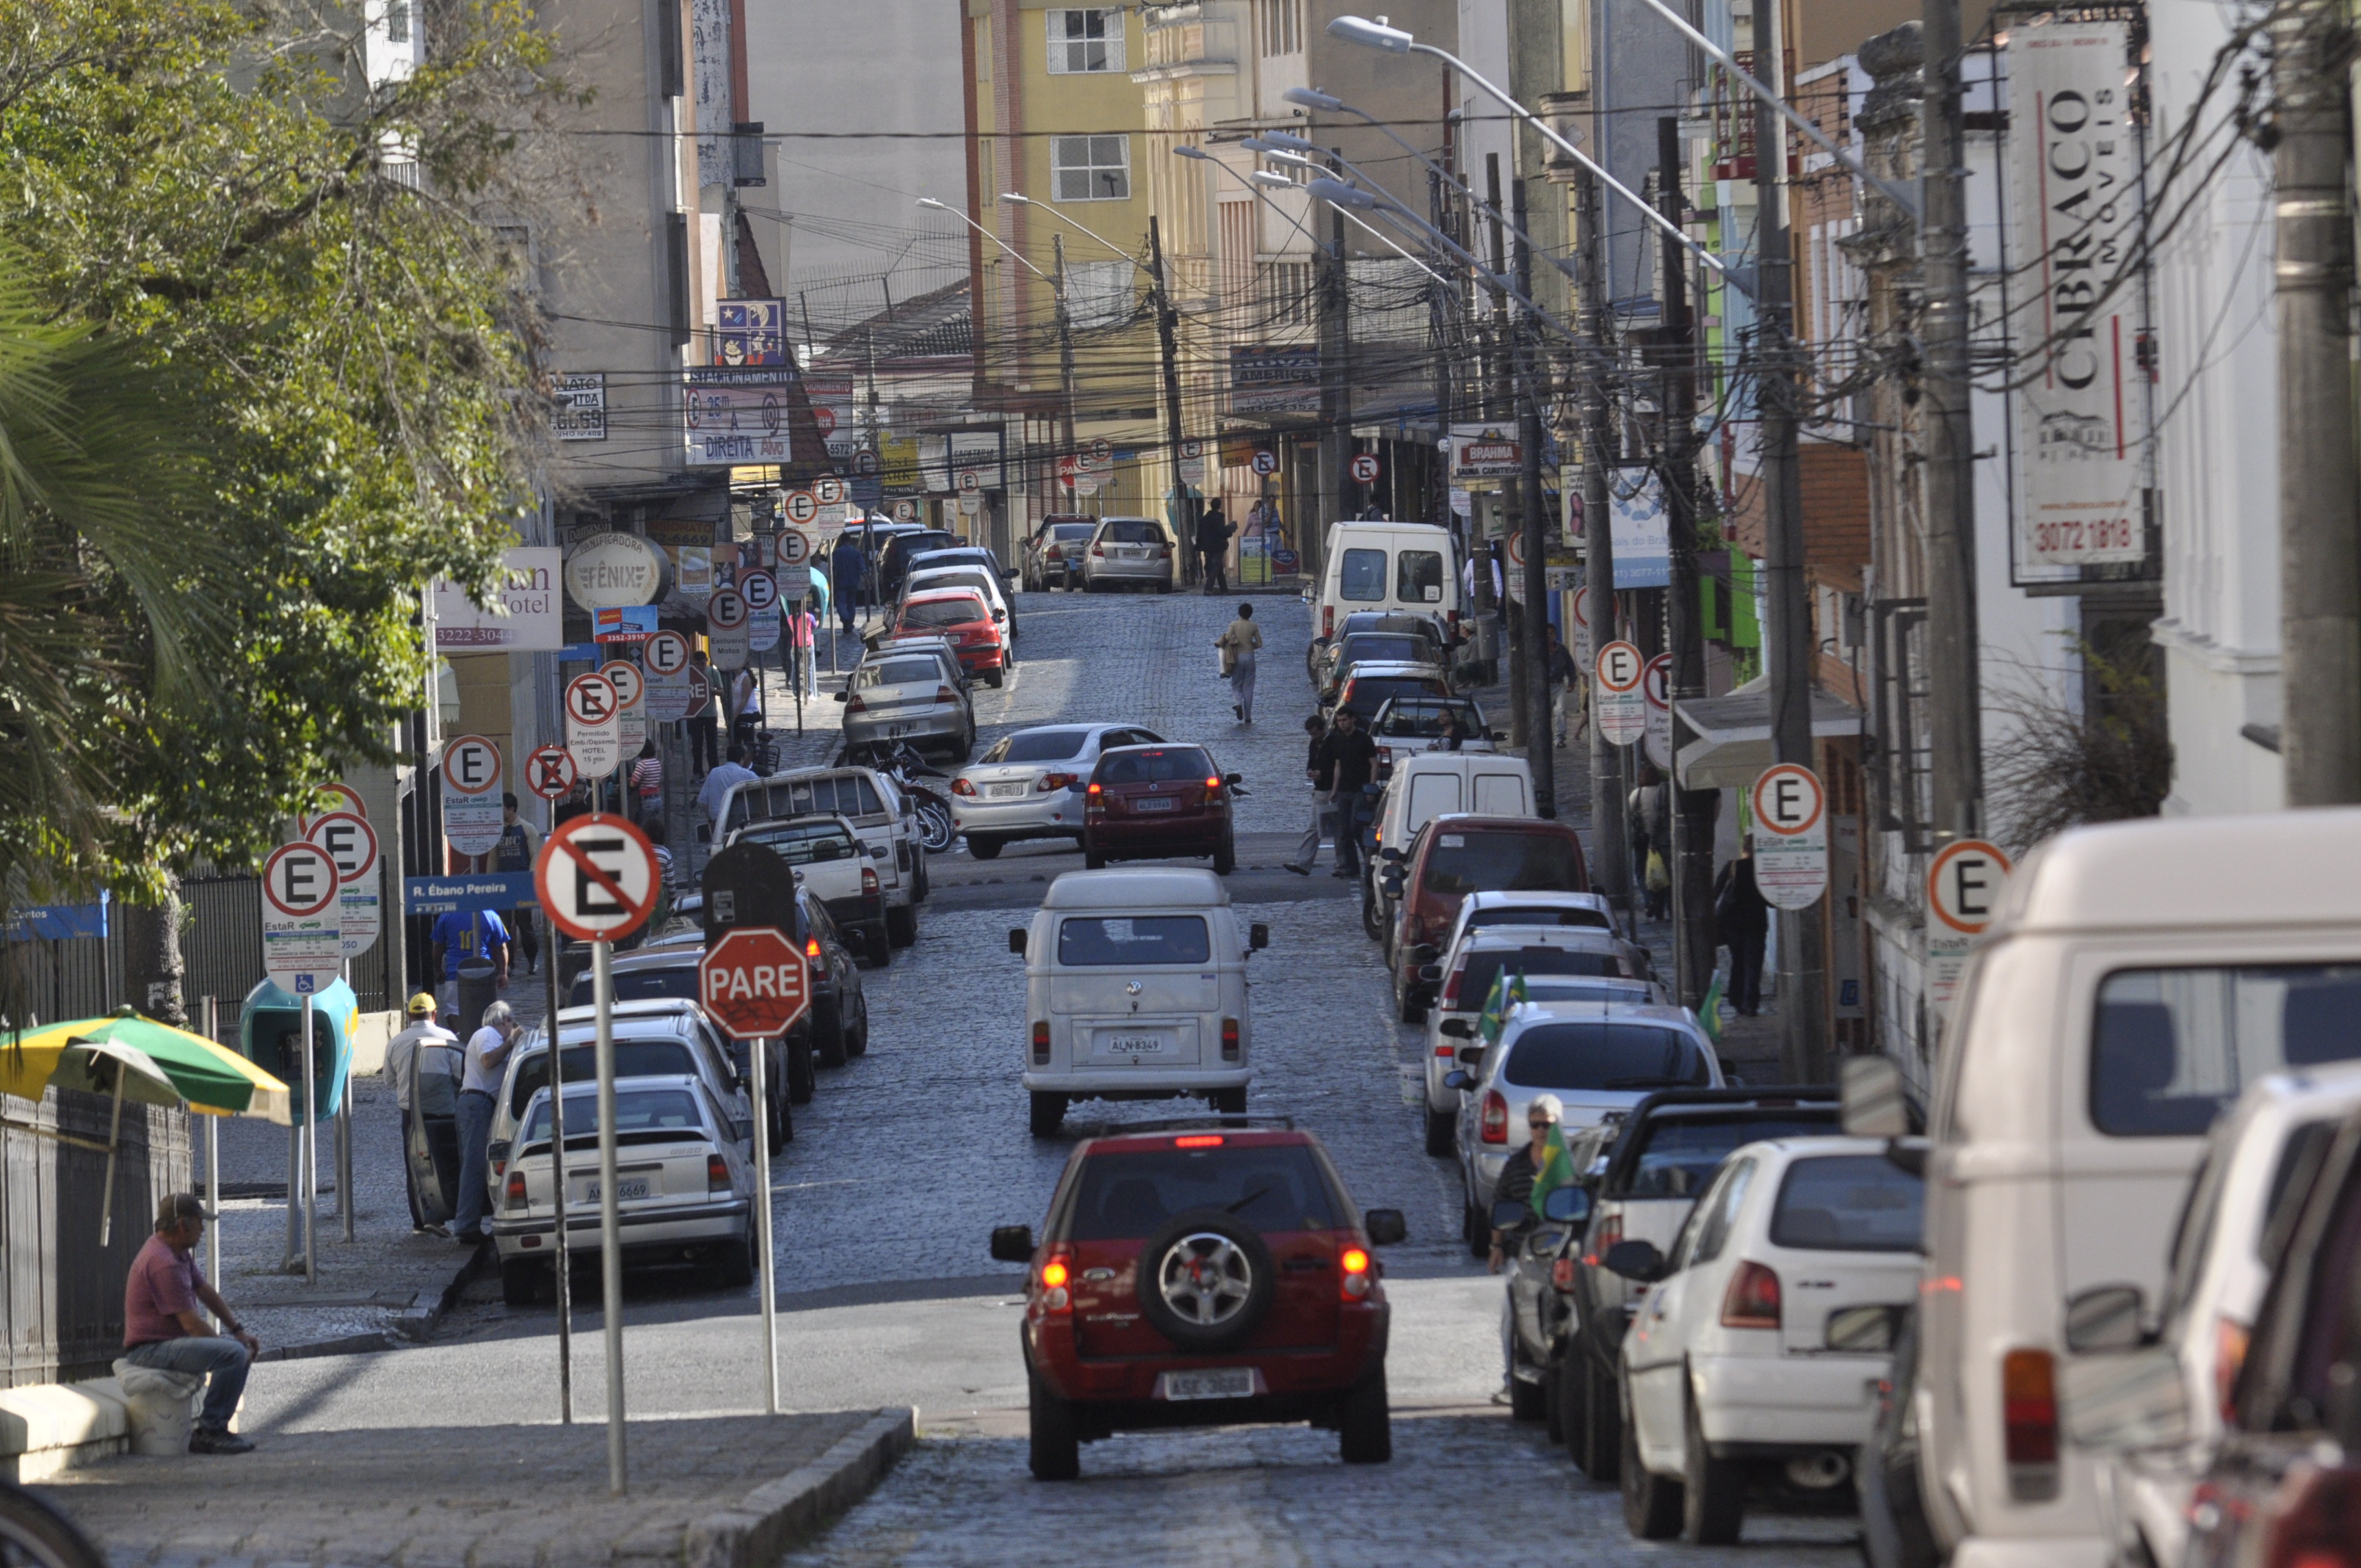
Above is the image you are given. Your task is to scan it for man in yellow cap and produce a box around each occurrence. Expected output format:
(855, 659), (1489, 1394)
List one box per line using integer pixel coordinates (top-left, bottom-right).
(384, 993), (460, 1231)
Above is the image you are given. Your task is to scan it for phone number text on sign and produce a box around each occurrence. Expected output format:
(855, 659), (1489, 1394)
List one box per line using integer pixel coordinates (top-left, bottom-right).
(2031, 513), (2137, 560)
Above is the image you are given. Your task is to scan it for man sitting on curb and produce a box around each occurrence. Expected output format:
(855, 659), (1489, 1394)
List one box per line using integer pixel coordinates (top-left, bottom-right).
(123, 1193), (260, 1454)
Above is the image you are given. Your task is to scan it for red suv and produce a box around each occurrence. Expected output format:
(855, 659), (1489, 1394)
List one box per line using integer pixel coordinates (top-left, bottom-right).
(990, 1122), (1407, 1478)
(1082, 744), (1241, 874)
(893, 588), (1005, 687)
(1379, 815), (1591, 1019)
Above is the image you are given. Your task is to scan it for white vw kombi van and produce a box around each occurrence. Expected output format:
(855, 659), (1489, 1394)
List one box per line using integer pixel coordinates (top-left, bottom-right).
(1012, 868), (1267, 1137)
(1312, 521), (1462, 645)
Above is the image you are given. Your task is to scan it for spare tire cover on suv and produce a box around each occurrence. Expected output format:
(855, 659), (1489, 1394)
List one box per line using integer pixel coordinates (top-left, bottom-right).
(1136, 1208), (1277, 1351)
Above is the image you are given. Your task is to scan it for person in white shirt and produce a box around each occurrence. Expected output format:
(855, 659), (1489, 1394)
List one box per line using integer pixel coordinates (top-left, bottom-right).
(697, 742), (759, 829)
(383, 992), (460, 1230)
(450, 1001), (522, 1245)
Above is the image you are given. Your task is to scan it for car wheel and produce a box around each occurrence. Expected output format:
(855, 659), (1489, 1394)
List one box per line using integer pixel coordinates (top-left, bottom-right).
(1583, 1351), (1623, 1481)
(1209, 1086), (1246, 1115)
(1360, 890), (1385, 940)
(1135, 1208), (1277, 1351)
(1423, 1106), (1456, 1158)
(715, 1236), (755, 1291)
(967, 835), (1004, 860)
(1211, 832), (1236, 876)
(1028, 1370), (1081, 1481)
(1084, 843), (1107, 871)
(1620, 1382), (1683, 1539)
(1556, 1347), (1590, 1465)
(984, 669), (1003, 689)
(887, 904), (918, 948)
(866, 924), (892, 967)
(1336, 1362), (1391, 1464)
(788, 1036), (816, 1106)
(1509, 1367), (1548, 1423)
(768, 1089), (792, 1150)
(1680, 1384), (1746, 1544)
(1029, 1092), (1067, 1137)
(814, 1004), (849, 1070)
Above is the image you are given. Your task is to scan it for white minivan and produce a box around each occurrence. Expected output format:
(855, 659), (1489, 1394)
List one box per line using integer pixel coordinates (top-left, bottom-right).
(1312, 521), (1461, 646)
(1841, 809), (2361, 1568)
(1011, 867), (1267, 1137)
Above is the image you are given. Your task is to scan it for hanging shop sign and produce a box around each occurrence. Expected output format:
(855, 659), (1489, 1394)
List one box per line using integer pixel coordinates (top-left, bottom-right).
(1609, 467), (1672, 589)
(1448, 424), (1522, 481)
(432, 548), (563, 652)
(685, 366), (794, 467)
(716, 299), (788, 367)
(550, 372), (607, 441)
(564, 532), (667, 610)
(1229, 346), (1321, 415)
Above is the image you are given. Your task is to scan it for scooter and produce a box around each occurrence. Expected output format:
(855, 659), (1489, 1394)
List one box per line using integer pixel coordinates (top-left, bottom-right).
(834, 739), (958, 853)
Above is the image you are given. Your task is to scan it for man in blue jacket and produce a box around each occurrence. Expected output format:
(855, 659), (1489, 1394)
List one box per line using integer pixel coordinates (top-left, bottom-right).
(830, 534), (868, 638)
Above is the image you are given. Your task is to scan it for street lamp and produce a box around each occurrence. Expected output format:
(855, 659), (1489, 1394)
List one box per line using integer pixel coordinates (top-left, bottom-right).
(1244, 137), (1525, 308)
(997, 192), (1155, 283)
(917, 196), (1056, 286)
(1228, 147), (1458, 296)
(921, 196), (1076, 484)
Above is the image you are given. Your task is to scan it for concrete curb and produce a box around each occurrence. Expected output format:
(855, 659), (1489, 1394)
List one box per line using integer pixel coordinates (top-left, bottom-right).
(683, 1408), (915, 1568)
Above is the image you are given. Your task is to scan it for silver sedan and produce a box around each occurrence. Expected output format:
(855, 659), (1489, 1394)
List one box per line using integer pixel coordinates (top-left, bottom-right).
(951, 722), (1165, 858)
(837, 649), (975, 761)
(1080, 517), (1178, 592)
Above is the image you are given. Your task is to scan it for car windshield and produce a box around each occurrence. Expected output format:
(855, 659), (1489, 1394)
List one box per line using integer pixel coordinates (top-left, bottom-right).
(1520, 979), (1653, 1004)
(1397, 549), (1445, 603)
(1618, 1113), (1838, 1199)
(854, 658), (943, 690)
(900, 595), (986, 628)
(1100, 520), (1164, 544)
(750, 772), (886, 826)
(1454, 946), (1625, 1003)
(1050, 523), (1096, 540)
(987, 728), (1093, 764)
(2090, 965), (2361, 1136)
(1338, 548), (1387, 601)
(1465, 905), (1611, 933)
(1501, 1023), (1710, 1092)
(509, 1040), (702, 1118)
(1341, 676), (1448, 716)
(521, 1086), (707, 1148)
(1338, 635), (1432, 669)
(1422, 831), (1586, 897)
(737, 820), (860, 865)
(570, 965), (700, 1009)
(1056, 915), (1212, 966)
(1770, 1155), (1926, 1252)
(1098, 747), (1215, 785)
(1377, 700), (1482, 738)
(1065, 1146), (1341, 1240)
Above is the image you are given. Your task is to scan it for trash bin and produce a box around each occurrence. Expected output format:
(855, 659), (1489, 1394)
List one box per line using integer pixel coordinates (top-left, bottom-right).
(456, 959), (498, 1034)
(114, 1360), (203, 1455)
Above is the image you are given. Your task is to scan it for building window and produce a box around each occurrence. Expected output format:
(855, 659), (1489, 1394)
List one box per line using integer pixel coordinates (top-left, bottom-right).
(1053, 135), (1131, 202)
(1256, 0), (1305, 57)
(1047, 9), (1123, 73)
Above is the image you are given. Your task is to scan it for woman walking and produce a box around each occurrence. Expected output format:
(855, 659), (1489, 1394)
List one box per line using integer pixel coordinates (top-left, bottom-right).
(1215, 603), (1263, 724)
(627, 740), (664, 827)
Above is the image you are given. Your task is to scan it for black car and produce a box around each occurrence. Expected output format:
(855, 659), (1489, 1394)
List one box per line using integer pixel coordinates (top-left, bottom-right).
(878, 529), (961, 598)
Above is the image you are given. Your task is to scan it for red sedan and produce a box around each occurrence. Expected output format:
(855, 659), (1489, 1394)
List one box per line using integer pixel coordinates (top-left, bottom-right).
(893, 588), (1005, 687)
(1082, 744), (1239, 874)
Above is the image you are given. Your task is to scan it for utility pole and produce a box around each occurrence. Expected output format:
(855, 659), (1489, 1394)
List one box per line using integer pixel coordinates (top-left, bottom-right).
(1579, 166), (1635, 926)
(1146, 217), (1199, 585)
(1512, 177), (1556, 817)
(1753, 0), (1830, 1080)
(2274, 0), (2361, 803)
(1920, 0), (1982, 838)
(1658, 118), (1713, 1009)
(1486, 154), (1517, 706)
(1052, 233), (1078, 475)
(1429, 170), (1455, 527)
(1317, 164), (1351, 581)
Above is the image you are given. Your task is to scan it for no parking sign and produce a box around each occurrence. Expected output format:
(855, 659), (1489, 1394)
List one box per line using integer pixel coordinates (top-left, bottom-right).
(1595, 641), (1645, 746)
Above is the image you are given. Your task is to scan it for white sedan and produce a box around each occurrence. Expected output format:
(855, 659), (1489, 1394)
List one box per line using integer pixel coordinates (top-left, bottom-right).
(951, 722), (1163, 860)
(1608, 1135), (1924, 1545)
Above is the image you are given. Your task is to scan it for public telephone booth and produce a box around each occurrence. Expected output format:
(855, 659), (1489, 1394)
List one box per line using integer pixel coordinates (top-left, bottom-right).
(236, 976), (359, 1125)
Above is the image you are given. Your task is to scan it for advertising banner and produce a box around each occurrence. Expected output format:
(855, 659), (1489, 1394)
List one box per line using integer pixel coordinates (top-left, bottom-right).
(1609, 468), (1672, 589)
(1229, 346), (1320, 414)
(685, 367), (794, 467)
(432, 547), (562, 653)
(1449, 424), (1522, 481)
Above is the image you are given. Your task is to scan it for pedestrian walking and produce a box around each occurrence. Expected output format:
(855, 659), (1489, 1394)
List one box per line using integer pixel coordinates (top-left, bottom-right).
(451, 1001), (523, 1245)
(427, 906), (509, 1023)
(1628, 765), (1672, 921)
(697, 742), (758, 832)
(1321, 706), (1379, 878)
(1545, 627), (1580, 747)
(1714, 841), (1771, 1017)
(1215, 602), (1262, 724)
(831, 534), (868, 635)
(1283, 714), (1333, 876)
(383, 993), (460, 1230)
(493, 794), (539, 975)
(729, 665), (763, 754)
(122, 1194), (261, 1453)
(789, 599), (819, 699)
(644, 819), (676, 926)
(687, 652), (721, 774)
(1197, 501), (1236, 593)
(627, 740), (664, 827)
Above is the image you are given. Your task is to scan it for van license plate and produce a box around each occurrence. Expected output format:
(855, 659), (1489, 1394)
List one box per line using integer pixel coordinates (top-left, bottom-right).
(1132, 796), (1175, 812)
(584, 1179), (650, 1202)
(1161, 1368), (1254, 1401)
(1105, 1034), (1165, 1054)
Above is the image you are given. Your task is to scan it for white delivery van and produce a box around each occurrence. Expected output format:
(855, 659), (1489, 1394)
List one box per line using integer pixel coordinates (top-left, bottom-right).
(1841, 809), (2361, 1568)
(1371, 755), (1534, 864)
(1312, 521), (1461, 647)
(1012, 868), (1267, 1137)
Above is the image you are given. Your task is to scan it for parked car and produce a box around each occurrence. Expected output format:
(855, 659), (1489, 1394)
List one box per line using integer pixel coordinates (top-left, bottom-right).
(891, 588), (1005, 686)
(726, 813), (888, 967)
(1838, 810), (2361, 1568)
(951, 722), (1164, 859)
(714, 765), (929, 943)
(1609, 1136), (1926, 1544)
(1025, 516), (1101, 590)
(1363, 755), (1537, 930)
(499, 999), (757, 1164)
(1326, 663), (1453, 727)
(836, 647), (976, 762)
(1081, 742), (1241, 874)
(1311, 520), (1459, 645)
(1369, 695), (1497, 780)
(1377, 813), (1590, 984)
(562, 957), (814, 1121)
(1553, 1089), (1843, 1481)
(1304, 608), (1450, 682)
(1316, 631), (1451, 701)
(877, 527), (960, 598)
(1011, 867), (1266, 1135)
(898, 564), (1015, 649)
(490, 1077), (755, 1306)
(1401, 888), (1618, 1022)
(987, 1121), (1407, 1477)
(1081, 516), (1178, 592)
(907, 543), (1018, 589)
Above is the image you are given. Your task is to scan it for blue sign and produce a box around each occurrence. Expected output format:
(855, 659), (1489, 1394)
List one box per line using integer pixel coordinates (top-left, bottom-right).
(593, 605), (659, 642)
(4, 894), (109, 942)
(405, 871), (540, 916)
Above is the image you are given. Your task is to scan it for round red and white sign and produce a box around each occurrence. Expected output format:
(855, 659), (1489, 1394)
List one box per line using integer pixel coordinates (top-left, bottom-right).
(564, 672), (618, 729)
(305, 811), (382, 959)
(299, 783), (367, 832)
(708, 587), (749, 631)
(1749, 763), (1829, 910)
(813, 477), (847, 506)
(1595, 640), (1646, 747)
(784, 490), (819, 526)
(535, 814), (661, 943)
(525, 744), (579, 800)
(645, 628), (691, 677)
(600, 659), (645, 711)
(565, 672), (622, 778)
(739, 569), (778, 614)
(1928, 840), (2013, 936)
(1349, 453), (1380, 484)
(440, 735), (504, 858)
(261, 841), (342, 992)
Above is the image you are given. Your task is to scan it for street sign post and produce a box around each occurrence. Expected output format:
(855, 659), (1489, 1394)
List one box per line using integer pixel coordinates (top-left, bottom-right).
(1642, 653), (1673, 769)
(600, 659), (647, 753)
(1349, 453), (1380, 484)
(741, 570), (781, 655)
(1926, 840), (2013, 1015)
(1595, 640), (1646, 745)
(261, 839), (340, 1285)
(1749, 763), (1829, 910)
(783, 489), (819, 526)
(1252, 449), (1280, 476)
(440, 736), (504, 857)
(565, 672), (621, 780)
(524, 744), (578, 802)
(645, 628), (690, 676)
(534, 813), (661, 1495)
(305, 811), (381, 959)
(707, 587), (751, 671)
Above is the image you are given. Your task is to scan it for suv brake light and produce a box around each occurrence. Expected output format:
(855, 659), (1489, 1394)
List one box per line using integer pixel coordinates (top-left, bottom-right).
(861, 865), (880, 897)
(1322, 605), (1334, 638)
(2001, 1348), (2061, 1500)
(1039, 1249), (1074, 1311)
(1221, 1018), (1240, 1061)
(1586, 1213), (1622, 1267)
(1721, 1260), (1781, 1328)
(1480, 1090), (1508, 1144)
(1340, 1246), (1374, 1300)
(505, 1169), (528, 1209)
(707, 1153), (731, 1194)
(1031, 1020), (1051, 1066)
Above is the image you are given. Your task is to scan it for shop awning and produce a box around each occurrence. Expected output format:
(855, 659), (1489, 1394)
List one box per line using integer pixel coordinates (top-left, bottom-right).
(1672, 677), (1863, 791)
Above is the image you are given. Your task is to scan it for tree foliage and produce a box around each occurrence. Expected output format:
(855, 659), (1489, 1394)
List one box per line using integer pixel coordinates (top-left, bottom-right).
(0, 0), (581, 912)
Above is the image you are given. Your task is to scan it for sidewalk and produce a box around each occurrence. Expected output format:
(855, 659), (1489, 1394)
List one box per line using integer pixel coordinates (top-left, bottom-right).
(38, 1409), (913, 1568)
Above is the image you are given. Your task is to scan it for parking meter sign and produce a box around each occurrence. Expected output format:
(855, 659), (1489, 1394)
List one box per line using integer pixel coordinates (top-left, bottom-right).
(565, 672), (621, 778)
(708, 588), (752, 670)
(699, 929), (810, 1038)
(261, 841), (341, 993)
(1926, 839), (2014, 1014)
(1595, 640), (1646, 746)
(305, 810), (382, 959)
(525, 744), (578, 801)
(783, 490), (819, 526)
(645, 629), (691, 677)
(536, 814), (661, 942)
(440, 735), (504, 857)
(814, 476), (847, 506)
(601, 659), (648, 752)
(1748, 763), (1828, 910)
(1642, 653), (1673, 769)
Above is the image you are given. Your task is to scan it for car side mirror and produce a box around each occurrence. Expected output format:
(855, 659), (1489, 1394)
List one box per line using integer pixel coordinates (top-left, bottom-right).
(1438, 1018), (1474, 1039)
(1443, 1070), (1473, 1091)
(1601, 1238), (1668, 1282)
(1379, 846), (1404, 863)
(989, 1224), (1034, 1263)
(1491, 730), (1508, 742)
(1456, 1045), (1486, 1067)
(1490, 1198), (1532, 1232)
(1007, 928), (1028, 955)
(1840, 1054), (1913, 1139)
(1363, 1208), (1407, 1246)
(1542, 1186), (1591, 1225)
(2064, 1283), (2152, 1354)
(868, 843), (888, 858)
(2061, 1345), (2192, 1452)
(1379, 871), (1404, 897)
(1249, 923), (1269, 951)
(1225, 772), (1244, 786)
(994, 609), (1007, 620)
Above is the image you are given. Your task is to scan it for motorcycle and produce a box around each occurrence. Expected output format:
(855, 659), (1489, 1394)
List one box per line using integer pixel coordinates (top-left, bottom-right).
(834, 738), (958, 854)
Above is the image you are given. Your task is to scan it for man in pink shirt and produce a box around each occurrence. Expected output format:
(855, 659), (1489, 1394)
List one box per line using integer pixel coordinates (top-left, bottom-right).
(123, 1193), (260, 1453)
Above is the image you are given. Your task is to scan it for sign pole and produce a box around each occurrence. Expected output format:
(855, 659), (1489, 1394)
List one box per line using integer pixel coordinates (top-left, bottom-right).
(203, 996), (222, 1288)
(595, 937), (627, 1493)
(301, 999), (316, 1285)
(338, 962), (355, 1241)
(753, 1033), (777, 1415)
(548, 902), (573, 1424)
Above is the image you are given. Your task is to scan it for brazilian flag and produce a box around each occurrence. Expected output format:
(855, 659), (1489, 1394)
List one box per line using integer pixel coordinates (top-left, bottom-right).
(1698, 970), (1726, 1044)
(1476, 965), (1528, 1045)
(1529, 1117), (1575, 1219)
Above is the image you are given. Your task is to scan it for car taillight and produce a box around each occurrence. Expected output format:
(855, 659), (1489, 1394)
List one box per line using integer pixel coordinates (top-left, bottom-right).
(1087, 782), (1103, 796)
(707, 1153), (730, 1194)
(1323, 606), (1334, 637)
(1221, 1018), (1240, 1061)
(1045, 545), (1062, 559)
(937, 685), (957, 703)
(1585, 1213), (1622, 1267)
(1448, 609), (1462, 634)
(1091, 544), (1106, 556)
(1039, 772), (1076, 791)
(505, 1169), (527, 1209)
(1341, 1246), (1374, 1300)
(1031, 1020), (1051, 1065)
(2215, 1315), (2252, 1423)
(846, 694), (867, 714)
(2255, 1464), (2361, 1568)
(1204, 776), (1222, 793)
(805, 935), (822, 959)
(1433, 1043), (1457, 1059)
(1440, 965), (1465, 1009)
(1721, 1260), (1781, 1329)
(1150, 544), (1170, 558)
(1480, 1090), (1508, 1144)
(2001, 1348), (2061, 1500)
(861, 866), (879, 896)
(1039, 1250), (1073, 1311)
(1551, 1255), (1577, 1291)
(952, 777), (978, 796)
